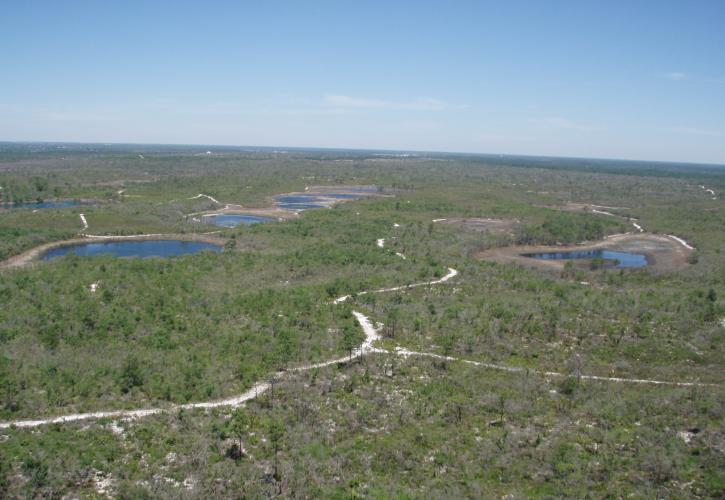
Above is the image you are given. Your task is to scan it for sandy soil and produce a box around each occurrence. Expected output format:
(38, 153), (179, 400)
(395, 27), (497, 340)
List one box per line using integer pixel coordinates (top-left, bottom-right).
(437, 217), (520, 235)
(196, 206), (299, 220)
(477, 233), (692, 272)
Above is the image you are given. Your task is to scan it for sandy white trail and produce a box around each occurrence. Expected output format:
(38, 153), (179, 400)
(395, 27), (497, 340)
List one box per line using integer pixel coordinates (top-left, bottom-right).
(0, 312), (383, 430)
(590, 204), (630, 210)
(79, 214), (88, 232)
(391, 348), (714, 387)
(1, 263), (717, 431)
(0, 261), (452, 430)
(589, 206), (647, 234)
(667, 234), (695, 250)
(699, 185), (717, 199)
(188, 193), (221, 205)
(0, 382), (273, 429)
(333, 267), (459, 305)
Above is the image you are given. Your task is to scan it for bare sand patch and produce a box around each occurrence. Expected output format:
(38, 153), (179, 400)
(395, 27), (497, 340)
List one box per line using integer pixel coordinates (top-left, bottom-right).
(437, 217), (520, 235)
(198, 206), (298, 220)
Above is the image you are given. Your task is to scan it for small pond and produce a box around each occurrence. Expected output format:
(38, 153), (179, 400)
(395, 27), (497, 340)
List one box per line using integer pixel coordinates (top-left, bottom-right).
(42, 240), (222, 261)
(276, 195), (330, 210)
(523, 249), (648, 269)
(203, 214), (274, 228)
(275, 190), (372, 211)
(4, 200), (83, 210)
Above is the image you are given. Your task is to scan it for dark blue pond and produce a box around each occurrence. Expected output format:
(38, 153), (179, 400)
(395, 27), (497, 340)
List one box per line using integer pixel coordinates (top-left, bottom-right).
(523, 249), (648, 269)
(203, 214), (273, 228)
(5, 200), (82, 209)
(275, 192), (369, 210)
(276, 195), (328, 210)
(42, 240), (222, 260)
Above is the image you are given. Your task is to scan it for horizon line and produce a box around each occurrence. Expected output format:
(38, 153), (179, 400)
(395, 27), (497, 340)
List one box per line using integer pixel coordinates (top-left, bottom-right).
(1, 138), (724, 169)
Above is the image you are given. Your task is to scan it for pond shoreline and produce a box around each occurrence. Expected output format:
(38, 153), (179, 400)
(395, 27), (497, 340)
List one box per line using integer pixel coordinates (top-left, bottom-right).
(477, 233), (692, 273)
(0, 233), (225, 269)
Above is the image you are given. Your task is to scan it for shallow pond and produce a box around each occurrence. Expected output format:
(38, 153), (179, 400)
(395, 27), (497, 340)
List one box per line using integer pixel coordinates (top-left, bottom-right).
(42, 240), (222, 260)
(275, 191), (372, 210)
(523, 249), (648, 268)
(4, 200), (83, 210)
(203, 214), (273, 228)
(276, 195), (330, 210)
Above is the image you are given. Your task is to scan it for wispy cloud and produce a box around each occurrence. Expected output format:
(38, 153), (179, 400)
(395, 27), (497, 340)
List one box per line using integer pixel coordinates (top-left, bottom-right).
(659, 72), (725, 85)
(672, 126), (725, 138)
(324, 95), (456, 110)
(534, 117), (601, 133)
(663, 71), (688, 81)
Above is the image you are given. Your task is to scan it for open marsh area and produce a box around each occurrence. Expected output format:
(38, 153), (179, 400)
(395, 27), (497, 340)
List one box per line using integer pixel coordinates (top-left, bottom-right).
(0, 145), (723, 497)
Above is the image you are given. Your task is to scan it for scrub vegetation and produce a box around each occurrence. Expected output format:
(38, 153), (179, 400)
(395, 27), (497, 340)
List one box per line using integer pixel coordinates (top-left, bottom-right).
(0, 144), (723, 497)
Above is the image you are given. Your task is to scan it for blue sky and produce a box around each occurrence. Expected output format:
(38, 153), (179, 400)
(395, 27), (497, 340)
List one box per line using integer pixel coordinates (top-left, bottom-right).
(1, 1), (724, 164)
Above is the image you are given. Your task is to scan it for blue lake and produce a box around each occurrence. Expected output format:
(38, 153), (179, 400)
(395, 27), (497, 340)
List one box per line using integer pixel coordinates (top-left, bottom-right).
(5, 200), (83, 210)
(203, 214), (274, 228)
(276, 195), (329, 210)
(275, 192), (371, 210)
(523, 249), (648, 269)
(42, 240), (222, 260)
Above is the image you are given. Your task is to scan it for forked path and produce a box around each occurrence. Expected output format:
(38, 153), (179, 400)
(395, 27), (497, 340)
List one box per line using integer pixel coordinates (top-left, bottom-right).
(0, 237), (717, 430)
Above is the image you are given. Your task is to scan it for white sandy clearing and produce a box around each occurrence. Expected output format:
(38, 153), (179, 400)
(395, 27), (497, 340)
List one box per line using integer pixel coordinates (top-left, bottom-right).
(188, 193), (221, 205)
(667, 235), (695, 250)
(89, 283), (99, 293)
(79, 214), (88, 232)
(432, 218), (447, 222)
(376, 238), (405, 259)
(393, 223), (400, 228)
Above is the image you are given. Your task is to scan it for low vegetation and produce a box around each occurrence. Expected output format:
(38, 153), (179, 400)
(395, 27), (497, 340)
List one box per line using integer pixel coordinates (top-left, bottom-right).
(0, 145), (723, 497)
